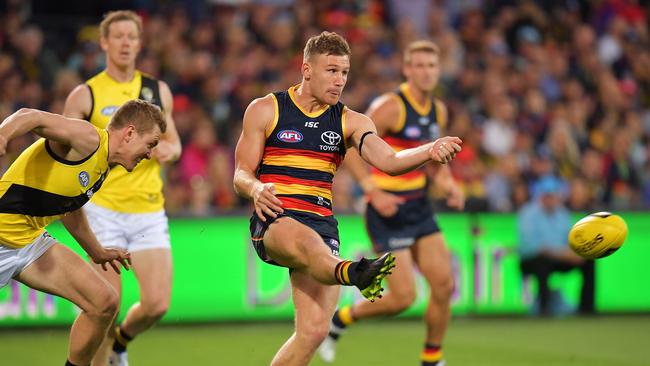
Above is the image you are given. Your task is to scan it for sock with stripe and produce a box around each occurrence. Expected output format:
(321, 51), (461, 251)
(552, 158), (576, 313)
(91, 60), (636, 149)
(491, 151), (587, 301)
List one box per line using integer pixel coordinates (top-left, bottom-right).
(328, 306), (356, 340)
(421, 343), (443, 365)
(113, 325), (134, 353)
(334, 260), (361, 286)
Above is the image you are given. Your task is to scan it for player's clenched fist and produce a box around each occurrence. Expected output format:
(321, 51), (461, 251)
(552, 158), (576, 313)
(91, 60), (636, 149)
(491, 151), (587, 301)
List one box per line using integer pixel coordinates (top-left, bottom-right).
(251, 182), (284, 221)
(430, 136), (462, 164)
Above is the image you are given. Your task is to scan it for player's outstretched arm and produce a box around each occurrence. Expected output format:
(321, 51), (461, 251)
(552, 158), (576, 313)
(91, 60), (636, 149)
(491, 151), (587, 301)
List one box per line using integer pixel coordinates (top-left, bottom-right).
(233, 95), (284, 221)
(345, 109), (462, 176)
(0, 108), (99, 158)
(152, 81), (182, 163)
(61, 208), (131, 274)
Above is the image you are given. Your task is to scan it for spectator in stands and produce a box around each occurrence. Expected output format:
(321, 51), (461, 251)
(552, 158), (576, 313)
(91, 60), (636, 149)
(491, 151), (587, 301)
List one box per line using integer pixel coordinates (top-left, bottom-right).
(517, 175), (595, 316)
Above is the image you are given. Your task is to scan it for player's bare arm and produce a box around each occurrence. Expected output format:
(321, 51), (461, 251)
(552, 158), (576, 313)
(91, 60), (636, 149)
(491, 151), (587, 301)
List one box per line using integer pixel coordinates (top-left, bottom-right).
(63, 84), (93, 119)
(0, 109), (99, 160)
(152, 80), (182, 163)
(345, 108), (462, 176)
(233, 95), (284, 221)
(61, 208), (132, 274)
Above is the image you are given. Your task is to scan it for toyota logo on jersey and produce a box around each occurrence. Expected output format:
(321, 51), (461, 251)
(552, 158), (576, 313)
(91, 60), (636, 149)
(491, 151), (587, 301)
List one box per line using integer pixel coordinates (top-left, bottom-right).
(277, 130), (303, 143)
(321, 131), (341, 145)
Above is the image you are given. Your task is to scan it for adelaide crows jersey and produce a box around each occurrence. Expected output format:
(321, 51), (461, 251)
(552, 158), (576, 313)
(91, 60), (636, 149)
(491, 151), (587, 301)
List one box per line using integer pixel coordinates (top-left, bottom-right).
(0, 127), (109, 248)
(85, 70), (163, 213)
(370, 83), (446, 194)
(258, 85), (347, 217)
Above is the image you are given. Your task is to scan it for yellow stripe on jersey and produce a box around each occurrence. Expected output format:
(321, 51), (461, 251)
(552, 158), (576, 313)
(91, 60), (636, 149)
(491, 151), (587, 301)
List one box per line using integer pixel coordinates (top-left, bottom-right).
(434, 98), (447, 133)
(86, 70), (164, 213)
(288, 84), (330, 117)
(341, 107), (348, 148)
(273, 183), (332, 201)
(391, 93), (407, 134)
(266, 93), (280, 138)
(400, 83), (431, 116)
(373, 174), (427, 192)
(262, 155), (337, 175)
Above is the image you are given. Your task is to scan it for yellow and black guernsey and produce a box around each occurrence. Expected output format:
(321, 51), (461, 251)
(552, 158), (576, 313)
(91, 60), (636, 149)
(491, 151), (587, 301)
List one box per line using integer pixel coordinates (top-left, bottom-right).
(0, 127), (109, 248)
(85, 70), (163, 213)
(250, 85), (347, 264)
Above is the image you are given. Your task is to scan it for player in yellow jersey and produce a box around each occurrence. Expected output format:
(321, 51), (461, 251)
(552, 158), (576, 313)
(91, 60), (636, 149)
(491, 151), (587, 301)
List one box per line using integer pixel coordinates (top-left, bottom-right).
(0, 99), (166, 366)
(63, 10), (181, 366)
(234, 32), (462, 366)
(319, 41), (464, 366)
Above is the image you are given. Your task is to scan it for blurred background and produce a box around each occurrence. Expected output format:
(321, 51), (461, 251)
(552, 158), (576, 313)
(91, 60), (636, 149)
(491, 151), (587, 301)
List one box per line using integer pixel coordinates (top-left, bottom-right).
(1, 0), (649, 215)
(0, 0), (649, 365)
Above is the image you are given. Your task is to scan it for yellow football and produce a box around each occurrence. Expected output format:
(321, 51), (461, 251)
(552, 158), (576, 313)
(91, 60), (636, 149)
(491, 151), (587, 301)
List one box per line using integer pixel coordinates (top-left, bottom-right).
(568, 212), (627, 259)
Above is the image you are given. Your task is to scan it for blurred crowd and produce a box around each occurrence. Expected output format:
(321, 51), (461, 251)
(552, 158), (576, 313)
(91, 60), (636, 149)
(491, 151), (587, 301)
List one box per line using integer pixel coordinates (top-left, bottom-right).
(1, 0), (649, 216)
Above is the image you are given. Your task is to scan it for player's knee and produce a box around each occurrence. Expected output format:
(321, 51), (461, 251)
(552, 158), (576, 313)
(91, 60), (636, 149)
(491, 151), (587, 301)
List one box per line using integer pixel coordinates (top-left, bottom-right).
(297, 318), (330, 347)
(140, 299), (169, 320)
(90, 286), (119, 320)
(431, 274), (454, 302)
(388, 288), (416, 314)
(144, 300), (169, 320)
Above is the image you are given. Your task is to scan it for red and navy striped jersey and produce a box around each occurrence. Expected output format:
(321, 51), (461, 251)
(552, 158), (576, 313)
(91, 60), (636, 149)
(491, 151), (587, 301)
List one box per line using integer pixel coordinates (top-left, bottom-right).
(258, 85), (348, 216)
(370, 83), (445, 194)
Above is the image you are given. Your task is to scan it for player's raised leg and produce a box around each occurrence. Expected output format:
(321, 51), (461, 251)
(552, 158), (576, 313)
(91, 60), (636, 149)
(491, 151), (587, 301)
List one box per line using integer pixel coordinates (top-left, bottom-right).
(272, 271), (340, 366)
(413, 233), (454, 366)
(262, 216), (395, 299)
(16, 244), (119, 366)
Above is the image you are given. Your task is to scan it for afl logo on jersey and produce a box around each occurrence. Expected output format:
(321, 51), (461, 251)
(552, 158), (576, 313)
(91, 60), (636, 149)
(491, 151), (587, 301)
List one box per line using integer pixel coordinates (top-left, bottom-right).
(405, 126), (421, 138)
(321, 131), (341, 145)
(277, 130), (303, 143)
(79, 171), (90, 187)
(101, 106), (119, 116)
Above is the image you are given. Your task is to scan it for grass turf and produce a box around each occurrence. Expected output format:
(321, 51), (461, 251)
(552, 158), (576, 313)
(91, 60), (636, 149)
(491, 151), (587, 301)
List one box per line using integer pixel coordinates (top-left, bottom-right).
(1, 315), (648, 365)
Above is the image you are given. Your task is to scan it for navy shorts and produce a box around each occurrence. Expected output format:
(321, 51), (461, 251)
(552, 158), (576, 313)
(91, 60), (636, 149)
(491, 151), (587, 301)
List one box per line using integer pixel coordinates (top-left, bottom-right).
(249, 210), (341, 267)
(365, 194), (441, 253)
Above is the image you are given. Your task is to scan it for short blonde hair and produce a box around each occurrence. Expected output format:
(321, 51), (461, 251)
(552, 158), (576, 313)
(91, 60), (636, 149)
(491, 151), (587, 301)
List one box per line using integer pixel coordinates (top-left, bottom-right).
(99, 10), (143, 39)
(108, 99), (166, 134)
(303, 31), (351, 61)
(404, 40), (440, 64)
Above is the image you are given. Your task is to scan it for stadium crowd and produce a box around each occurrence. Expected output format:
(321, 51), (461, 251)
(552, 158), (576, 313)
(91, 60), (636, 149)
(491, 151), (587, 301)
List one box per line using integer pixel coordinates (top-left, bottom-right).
(1, 0), (649, 216)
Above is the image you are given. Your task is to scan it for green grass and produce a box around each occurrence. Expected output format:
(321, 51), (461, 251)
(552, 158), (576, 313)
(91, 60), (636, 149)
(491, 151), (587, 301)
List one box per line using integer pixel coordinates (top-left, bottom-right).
(1, 316), (649, 365)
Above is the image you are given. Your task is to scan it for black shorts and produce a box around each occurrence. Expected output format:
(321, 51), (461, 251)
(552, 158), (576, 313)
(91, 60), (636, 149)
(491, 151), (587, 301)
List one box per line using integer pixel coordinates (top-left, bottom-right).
(249, 210), (341, 267)
(365, 194), (441, 253)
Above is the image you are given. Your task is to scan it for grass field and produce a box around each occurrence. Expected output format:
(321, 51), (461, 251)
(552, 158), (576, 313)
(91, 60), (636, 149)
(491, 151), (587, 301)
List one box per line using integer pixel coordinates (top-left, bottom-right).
(2, 315), (648, 365)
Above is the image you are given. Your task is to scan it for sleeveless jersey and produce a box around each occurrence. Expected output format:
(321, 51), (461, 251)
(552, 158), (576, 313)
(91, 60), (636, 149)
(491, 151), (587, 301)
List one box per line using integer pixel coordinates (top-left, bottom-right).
(0, 127), (109, 248)
(370, 83), (445, 194)
(258, 85), (347, 216)
(85, 70), (163, 213)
